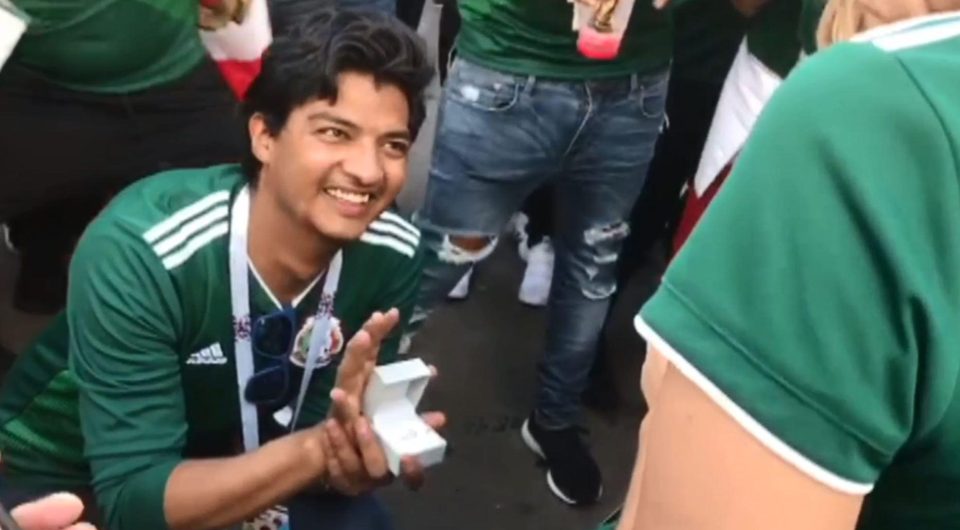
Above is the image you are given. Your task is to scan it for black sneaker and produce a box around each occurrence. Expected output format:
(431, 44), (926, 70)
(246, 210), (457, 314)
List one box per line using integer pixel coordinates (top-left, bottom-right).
(521, 413), (602, 506)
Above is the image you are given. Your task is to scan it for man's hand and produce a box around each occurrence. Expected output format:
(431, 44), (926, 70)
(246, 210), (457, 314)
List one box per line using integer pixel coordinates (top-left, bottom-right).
(322, 309), (447, 495)
(329, 310), (401, 427)
(7, 494), (95, 530)
(321, 406), (447, 495)
(318, 417), (388, 495)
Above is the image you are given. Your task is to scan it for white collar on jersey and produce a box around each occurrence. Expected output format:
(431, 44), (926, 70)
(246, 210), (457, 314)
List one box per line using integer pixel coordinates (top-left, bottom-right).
(852, 10), (960, 44)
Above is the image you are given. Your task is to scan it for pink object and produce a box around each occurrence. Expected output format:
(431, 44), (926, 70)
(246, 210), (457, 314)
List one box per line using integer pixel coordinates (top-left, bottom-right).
(572, 0), (635, 61)
(577, 27), (623, 61)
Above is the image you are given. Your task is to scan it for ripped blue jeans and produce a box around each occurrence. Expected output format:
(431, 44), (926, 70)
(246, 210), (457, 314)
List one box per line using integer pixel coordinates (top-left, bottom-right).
(413, 58), (668, 429)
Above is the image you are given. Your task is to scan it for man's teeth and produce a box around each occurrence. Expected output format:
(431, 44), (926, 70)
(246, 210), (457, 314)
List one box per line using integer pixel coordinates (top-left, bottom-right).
(326, 188), (371, 205)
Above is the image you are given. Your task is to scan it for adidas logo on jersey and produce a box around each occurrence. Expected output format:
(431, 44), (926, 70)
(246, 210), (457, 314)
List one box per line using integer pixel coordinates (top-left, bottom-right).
(187, 343), (228, 365)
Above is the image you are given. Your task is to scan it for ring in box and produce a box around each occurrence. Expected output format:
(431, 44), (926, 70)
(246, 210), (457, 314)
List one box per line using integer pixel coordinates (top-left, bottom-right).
(363, 358), (447, 475)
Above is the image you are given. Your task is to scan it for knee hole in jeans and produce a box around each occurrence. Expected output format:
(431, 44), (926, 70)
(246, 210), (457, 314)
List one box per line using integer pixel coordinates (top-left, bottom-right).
(580, 221), (631, 300)
(438, 235), (498, 265)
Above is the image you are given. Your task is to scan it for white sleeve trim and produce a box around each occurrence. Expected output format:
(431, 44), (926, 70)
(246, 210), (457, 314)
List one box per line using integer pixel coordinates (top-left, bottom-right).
(852, 11), (960, 44)
(634, 314), (875, 496)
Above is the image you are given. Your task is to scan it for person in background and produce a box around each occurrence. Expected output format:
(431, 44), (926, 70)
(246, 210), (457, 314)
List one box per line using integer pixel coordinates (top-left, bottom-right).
(409, 0), (679, 506)
(601, 0), (824, 413)
(503, 0), (748, 374)
(672, 0), (827, 251)
(619, 1), (960, 528)
(625, 0), (747, 263)
(397, 0), (461, 62)
(437, 0), (556, 308)
(585, 0), (747, 411)
(0, 0), (247, 316)
(0, 10), (440, 530)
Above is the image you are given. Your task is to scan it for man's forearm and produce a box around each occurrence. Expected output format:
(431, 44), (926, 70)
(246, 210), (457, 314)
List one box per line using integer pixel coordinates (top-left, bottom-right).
(164, 427), (326, 530)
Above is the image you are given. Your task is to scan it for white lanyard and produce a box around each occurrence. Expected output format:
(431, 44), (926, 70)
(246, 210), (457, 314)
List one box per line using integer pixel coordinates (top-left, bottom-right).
(229, 187), (343, 452)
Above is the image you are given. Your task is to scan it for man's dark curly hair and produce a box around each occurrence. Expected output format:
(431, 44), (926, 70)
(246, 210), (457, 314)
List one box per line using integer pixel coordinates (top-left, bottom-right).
(242, 8), (433, 185)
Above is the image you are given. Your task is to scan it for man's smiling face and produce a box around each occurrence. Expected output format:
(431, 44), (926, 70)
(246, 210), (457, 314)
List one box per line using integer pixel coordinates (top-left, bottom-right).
(252, 71), (412, 242)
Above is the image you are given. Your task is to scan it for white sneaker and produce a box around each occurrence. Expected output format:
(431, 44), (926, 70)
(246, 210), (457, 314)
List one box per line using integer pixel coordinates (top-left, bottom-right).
(507, 212), (529, 239)
(517, 237), (531, 263)
(518, 238), (554, 306)
(1, 223), (17, 254)
(509, 213), (531, 262)
(448, 268), (473, 300)
(398, 333), (413, 355)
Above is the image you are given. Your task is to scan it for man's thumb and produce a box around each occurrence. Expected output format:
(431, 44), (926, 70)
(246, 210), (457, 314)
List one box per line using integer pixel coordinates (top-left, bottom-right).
(9, 493), (84, 530)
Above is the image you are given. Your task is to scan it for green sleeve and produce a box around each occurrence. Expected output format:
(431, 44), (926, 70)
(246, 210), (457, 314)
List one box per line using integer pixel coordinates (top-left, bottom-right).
(67, 226), (186, 530)
(639, 42), (960, 490)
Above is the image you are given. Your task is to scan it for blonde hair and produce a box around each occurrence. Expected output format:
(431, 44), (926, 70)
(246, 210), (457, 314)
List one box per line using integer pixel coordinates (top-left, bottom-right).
(817, 0), (859, 48)
(817, 0), (960, 48)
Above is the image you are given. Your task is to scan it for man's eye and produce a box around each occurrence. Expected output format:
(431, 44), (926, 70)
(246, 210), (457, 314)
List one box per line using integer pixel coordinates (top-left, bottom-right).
(385, 140), (411, 157)
(317, 128), (348, 140)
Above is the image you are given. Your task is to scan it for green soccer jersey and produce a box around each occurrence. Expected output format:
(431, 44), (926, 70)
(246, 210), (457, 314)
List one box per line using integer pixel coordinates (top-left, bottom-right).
(0, 165), (423, 530)
(455, 0), (674, 79)
(799, 0), (828, 55)
(10, 0), (204, 93)
(672, 0), (745, 84)
(638, 13), (960, 530)
(746, 0), (826, 77)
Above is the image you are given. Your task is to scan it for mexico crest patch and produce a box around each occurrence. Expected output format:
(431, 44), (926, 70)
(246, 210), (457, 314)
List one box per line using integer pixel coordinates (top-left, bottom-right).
(290, 315), (344, 368)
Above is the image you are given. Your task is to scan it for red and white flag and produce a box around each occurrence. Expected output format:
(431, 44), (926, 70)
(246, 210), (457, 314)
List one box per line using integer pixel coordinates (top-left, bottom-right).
(199, 0), (272, 99)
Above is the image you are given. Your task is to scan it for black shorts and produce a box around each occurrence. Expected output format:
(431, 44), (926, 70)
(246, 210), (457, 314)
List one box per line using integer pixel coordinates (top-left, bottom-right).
(0, 58), (246, 220)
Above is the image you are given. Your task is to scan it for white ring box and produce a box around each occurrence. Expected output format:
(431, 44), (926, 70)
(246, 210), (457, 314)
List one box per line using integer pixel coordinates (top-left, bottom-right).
(363, 358), (447, 475)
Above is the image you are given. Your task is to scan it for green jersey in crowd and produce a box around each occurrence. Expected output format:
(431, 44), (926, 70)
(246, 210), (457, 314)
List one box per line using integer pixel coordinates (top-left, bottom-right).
(455, 0), (676, 79)
(10, 0), (204, 92)
(746, 0), (827, 78)
(454, 0), (826, 81)
(639, 13), (960, 530)
(0, 164), (423, 530)
(672, 0), (746, 84)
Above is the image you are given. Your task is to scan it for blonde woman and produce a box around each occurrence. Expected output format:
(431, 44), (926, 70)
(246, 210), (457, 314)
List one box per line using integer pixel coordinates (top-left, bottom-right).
(615, 1), (960, 529)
